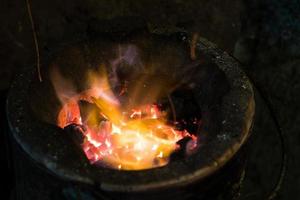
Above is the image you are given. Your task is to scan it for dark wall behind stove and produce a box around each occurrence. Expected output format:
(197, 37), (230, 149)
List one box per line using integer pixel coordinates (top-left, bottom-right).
(0, 0), (244, 91)
(234, 0), (300, 199)
(0, 0), (299, 199)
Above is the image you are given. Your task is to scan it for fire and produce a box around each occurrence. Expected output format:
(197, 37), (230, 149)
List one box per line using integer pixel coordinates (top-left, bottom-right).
(58, 94), (196, 170)
(52, 47), (198, 170)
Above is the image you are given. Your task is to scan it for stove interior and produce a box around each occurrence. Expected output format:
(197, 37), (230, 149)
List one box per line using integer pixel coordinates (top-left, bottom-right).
(29, 34), (230, 172)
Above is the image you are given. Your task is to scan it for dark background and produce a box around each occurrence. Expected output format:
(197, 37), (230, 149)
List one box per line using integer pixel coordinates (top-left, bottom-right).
(0, 0), (299, 199)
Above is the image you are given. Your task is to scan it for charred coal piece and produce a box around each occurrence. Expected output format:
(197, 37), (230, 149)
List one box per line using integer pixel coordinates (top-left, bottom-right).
(78, 100), (105, 126)
(64, 123), (86, 147)
(169, 90), (201, 119)
(170, 137), (193, 161)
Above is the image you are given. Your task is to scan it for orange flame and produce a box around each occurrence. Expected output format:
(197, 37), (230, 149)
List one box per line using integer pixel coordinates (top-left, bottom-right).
(52, 52), (198, 170)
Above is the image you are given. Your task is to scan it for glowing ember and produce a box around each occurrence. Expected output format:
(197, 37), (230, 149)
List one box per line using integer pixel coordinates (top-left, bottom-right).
(58, 93), (197, 170)
(52, 51), (199, 170)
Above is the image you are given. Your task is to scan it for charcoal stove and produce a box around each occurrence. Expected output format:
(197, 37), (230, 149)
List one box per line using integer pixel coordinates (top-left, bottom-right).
(6, 33), (254, 200)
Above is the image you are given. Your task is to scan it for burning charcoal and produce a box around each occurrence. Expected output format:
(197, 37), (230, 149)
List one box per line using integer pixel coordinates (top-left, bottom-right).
(78, 100), (105, 127)
(78, 100), (99, 119)
(64, 123), (86, 147)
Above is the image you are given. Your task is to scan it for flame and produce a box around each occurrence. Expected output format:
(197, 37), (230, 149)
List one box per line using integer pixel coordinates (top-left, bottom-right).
(52, 46), (198, 170)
